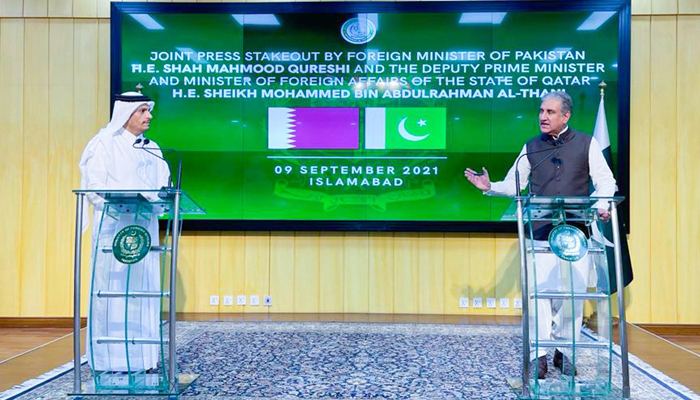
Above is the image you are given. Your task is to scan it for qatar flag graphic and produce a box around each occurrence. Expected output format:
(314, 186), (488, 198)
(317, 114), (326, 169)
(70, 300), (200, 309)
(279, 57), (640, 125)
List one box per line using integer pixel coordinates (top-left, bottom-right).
(268, 107), (359, 149)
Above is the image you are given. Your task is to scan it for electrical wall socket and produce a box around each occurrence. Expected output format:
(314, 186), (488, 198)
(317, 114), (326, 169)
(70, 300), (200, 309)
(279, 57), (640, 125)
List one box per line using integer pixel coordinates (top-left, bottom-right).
(459, 297), (469, 308)
(250, 295), (260, 306)
(499, 298), (510, 309)
(263, 295), (272, 306)
(236, 295), (247, 306)
(472, 297), (483, 308)
(222, 295), (234, 306)
(513, 298), (523, 309)
(486, 298), (497, 308)
(209, 295), (219, 306)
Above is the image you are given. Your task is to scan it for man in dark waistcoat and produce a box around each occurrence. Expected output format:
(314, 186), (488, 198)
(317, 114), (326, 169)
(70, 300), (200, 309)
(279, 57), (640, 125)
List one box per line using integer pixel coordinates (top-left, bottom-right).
(464, 91), (616, 379)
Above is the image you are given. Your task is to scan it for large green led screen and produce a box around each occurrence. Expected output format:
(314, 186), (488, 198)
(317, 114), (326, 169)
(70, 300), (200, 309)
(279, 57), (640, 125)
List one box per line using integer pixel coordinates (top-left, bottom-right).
(112, 1), (631, 231)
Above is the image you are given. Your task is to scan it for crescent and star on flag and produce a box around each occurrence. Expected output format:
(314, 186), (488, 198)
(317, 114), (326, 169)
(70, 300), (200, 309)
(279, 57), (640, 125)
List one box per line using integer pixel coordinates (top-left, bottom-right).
(398, 117), (430, 142)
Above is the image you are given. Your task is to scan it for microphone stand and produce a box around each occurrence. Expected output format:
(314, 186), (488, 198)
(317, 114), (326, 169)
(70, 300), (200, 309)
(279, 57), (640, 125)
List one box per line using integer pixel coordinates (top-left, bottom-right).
(133, 138), (183, 191)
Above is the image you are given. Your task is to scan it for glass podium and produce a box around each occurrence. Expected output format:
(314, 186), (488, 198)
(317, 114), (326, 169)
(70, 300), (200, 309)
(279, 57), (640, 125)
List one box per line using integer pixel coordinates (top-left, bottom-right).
(503, 196), (630, 399)
(71, 189), (204, 398)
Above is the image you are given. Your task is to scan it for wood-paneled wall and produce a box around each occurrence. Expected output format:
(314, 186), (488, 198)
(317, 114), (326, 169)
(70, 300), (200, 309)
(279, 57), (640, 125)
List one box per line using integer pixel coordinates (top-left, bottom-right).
(0, 0), (698, 323)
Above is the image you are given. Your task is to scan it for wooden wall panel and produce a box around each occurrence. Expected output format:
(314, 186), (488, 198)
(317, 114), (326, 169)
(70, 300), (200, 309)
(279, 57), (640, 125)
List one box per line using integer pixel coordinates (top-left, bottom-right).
(97, 19), (110, 122)
(393, 233), (419, 314)
(319, 233), (344, 312)
(0, 18), (24, 317)
(675, 16), (700, 324)
(632, 0), (652, 15)
(368, 233), (393, 313)
(176, 233), (197, 313)
(243, 232), (270, 312)
(48, 0), (73, 18)
(627, 16), (652, 322)
(45, 19), (75, 316)
(72, 19), (99, 184)
(294, 233), (320, 312)
(219, 232), (246, 313)
(269, 232), (293, 312)
(494, 235), (520, 316)
(343, 232), (368, 313)
(0, 0), (23, 17)
(652, 0), (678, 15)
(193, 232), (221, 312)
(679, 0), (700, 14)
(648, 16), (678, 323)
(73, 0), (97, 18)
(468, 235), (496, 315)
(23, 0), (46, 17)
(97, 0), (111, 19)
(418, 233), (444, 314)
(19, 19), (49, 316)
(443, 233), (470, 314)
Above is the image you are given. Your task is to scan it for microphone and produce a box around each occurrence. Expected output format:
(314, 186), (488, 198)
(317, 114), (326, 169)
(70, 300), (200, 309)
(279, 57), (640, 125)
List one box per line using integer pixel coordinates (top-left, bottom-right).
(133, 138), (183, 191)
(513, 137), (567, 195)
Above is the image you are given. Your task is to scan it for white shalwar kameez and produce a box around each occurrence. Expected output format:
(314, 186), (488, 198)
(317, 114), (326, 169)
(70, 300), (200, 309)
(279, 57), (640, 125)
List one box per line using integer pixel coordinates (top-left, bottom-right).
(79, 95), (170, 372)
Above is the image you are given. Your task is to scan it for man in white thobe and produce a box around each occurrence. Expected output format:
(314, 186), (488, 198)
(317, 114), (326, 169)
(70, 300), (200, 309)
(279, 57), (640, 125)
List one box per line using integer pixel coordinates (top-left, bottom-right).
(79, 91), (170, 372)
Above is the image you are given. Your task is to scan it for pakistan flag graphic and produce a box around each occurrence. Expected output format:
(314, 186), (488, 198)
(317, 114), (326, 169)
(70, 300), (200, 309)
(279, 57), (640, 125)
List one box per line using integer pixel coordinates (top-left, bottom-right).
(365, 107), (446, 150)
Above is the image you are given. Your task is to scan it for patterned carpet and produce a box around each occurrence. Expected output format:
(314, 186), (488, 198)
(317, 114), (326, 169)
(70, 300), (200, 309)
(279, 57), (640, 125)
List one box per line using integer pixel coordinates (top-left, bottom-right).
(3, 322), (699, 400)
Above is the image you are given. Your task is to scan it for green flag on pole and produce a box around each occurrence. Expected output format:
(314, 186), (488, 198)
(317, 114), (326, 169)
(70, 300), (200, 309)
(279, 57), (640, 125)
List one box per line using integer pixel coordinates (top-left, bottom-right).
(592, 86), (634, 294)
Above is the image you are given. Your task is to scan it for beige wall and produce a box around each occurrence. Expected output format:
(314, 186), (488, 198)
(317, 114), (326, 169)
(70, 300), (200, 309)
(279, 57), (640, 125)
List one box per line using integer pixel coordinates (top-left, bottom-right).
(0, 0), (698, 324)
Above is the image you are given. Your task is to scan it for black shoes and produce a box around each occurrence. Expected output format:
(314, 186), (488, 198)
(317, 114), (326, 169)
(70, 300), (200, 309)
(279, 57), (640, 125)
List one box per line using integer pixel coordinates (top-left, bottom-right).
(532, 351), (578, 380)
(532, 355), (548, 380)
(554, 349), (577, 376)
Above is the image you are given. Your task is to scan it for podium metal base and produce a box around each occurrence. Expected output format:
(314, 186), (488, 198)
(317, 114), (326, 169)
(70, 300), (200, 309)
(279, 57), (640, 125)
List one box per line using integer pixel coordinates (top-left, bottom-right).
(69, 373), (198, 398)
(508, 377), (623, 399)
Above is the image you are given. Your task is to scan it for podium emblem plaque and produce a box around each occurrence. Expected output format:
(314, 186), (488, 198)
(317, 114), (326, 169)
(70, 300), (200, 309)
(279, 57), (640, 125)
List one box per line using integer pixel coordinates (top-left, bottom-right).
(548, 224), (588, 262)
(112, 224), (151, 264)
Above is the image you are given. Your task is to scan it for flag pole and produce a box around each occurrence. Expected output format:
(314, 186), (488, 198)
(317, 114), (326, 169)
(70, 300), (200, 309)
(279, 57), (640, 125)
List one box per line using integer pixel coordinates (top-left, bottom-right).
(587, 80), (610, 330)
(597, 80), (631, 398)
(602, 80), (631, 398)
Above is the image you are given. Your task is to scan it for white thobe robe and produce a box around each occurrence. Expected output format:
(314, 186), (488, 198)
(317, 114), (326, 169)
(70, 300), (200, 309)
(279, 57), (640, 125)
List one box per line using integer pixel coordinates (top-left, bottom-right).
(80, 126), (170, 372)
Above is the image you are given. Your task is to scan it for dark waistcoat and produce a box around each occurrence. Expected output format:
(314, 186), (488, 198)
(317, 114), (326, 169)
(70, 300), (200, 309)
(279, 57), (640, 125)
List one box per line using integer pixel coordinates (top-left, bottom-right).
(525, 128), (592, 239)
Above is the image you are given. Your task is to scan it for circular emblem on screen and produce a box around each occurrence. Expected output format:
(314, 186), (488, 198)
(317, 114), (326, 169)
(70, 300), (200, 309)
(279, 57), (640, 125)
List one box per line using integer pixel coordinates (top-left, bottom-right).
(112, 225), (151, 264)
(548, 225), (588, 262)
(341, 18), (377, 44)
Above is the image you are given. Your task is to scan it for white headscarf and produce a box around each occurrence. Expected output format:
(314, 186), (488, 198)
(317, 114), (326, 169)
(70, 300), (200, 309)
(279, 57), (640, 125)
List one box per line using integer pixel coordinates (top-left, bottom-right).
(99, 91), (155, 137)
